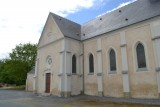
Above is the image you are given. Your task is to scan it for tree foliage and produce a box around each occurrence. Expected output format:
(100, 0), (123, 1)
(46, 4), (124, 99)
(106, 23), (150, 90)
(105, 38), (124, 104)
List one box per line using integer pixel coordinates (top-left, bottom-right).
(9, 43), (37, 69)
(0, 43), (37, 85)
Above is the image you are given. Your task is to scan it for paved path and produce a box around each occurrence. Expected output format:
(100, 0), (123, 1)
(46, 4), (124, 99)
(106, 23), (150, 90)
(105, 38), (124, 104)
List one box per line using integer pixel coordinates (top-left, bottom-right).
(0, 89), (160, 107)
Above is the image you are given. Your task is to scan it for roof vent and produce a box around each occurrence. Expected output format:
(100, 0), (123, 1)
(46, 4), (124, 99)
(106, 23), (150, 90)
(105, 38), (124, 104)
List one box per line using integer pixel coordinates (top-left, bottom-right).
(125, 18), (128, 21)
(76, 33), (79, 36)
(119, 10), (122, 13)
(100, 18), (102, 20)
(83, 34), (85, 36)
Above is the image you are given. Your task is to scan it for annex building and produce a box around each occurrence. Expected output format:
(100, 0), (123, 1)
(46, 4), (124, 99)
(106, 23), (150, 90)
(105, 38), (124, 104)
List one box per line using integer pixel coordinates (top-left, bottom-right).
(34, 0), (160, 98)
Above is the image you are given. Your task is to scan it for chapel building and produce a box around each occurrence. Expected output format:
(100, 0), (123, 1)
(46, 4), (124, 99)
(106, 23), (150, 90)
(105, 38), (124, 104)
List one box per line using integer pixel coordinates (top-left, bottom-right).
(34, 0), (160, 98)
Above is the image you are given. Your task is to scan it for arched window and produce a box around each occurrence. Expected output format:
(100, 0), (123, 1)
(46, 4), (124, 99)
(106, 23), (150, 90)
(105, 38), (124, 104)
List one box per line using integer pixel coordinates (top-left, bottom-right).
(109, 49), (117, 71)
(89, 54), (94, 73)
(72, 55), (76, 74)
(136, 43), (146, 69)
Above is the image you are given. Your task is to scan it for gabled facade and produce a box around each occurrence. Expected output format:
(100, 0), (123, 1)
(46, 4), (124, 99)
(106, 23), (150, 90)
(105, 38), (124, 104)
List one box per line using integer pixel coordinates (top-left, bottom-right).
(34, 0), (160, 98)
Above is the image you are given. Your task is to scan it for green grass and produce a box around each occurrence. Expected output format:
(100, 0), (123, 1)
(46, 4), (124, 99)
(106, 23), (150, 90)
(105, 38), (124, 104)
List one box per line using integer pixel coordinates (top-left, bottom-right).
(13, 85), (26, 90)
(9, 85), (26, 90)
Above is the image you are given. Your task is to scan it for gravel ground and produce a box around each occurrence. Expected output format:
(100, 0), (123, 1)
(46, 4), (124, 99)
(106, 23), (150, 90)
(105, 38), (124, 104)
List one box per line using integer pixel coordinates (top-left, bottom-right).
(0, 89), (160, 107)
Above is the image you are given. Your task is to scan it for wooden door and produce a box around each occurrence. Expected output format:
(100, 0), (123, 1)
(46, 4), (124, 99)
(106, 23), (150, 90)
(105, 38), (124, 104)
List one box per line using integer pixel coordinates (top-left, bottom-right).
(45, 73), (51, 93)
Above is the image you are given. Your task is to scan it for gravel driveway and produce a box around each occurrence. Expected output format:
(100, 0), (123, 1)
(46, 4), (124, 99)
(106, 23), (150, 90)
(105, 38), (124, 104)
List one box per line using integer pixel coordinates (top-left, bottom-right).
(0, 89), (160, 107)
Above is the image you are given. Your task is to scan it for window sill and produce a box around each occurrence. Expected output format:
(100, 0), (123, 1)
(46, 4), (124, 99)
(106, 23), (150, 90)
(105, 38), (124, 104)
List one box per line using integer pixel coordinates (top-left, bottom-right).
(136, 68), (148, 72)
(72, 73), (77, 75)
(88, 73), (94, 75)
(108, 71), (117, 74)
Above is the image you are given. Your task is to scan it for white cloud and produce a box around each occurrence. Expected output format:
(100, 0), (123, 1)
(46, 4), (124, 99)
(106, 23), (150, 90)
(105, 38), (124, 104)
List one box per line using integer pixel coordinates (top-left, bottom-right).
(0, 0), (98, 59)
(97, 0), (137, 17)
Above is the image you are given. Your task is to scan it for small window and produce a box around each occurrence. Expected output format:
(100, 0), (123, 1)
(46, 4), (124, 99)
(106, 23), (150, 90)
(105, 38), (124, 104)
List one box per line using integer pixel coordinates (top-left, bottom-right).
(109, 49), (117, 71)
(72, 55), (76, 74)
(46, 55), (52, 69)
(89, 54), (94, 73)
(136, 43), (146, 69)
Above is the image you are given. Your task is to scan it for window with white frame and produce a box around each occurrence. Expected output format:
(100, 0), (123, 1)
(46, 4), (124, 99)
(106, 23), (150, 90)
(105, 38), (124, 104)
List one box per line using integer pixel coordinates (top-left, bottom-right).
(72, 55), (76, 74)
(109, 49), (117, 73)
(136, 43), (147, 70)
(89, 53), (94, 73)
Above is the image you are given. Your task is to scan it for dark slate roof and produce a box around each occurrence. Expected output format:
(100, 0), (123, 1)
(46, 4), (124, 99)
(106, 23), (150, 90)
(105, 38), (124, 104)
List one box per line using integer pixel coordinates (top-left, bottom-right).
(51, 13), (81, 40)
(50, 0), (160, 41)
(81, 0), (160, 40)
(28, 67), (35, 74)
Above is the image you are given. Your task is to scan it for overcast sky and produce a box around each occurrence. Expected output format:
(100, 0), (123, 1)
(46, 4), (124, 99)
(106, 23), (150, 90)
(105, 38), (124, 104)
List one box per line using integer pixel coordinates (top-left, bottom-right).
(0, 0), (136, 59)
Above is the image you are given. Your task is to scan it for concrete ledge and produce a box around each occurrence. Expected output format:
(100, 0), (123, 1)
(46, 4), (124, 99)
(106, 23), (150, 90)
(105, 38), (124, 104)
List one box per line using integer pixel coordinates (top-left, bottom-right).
(124, 92), (131, 98)
(97, 72), (102, 76)
(80, 54), (83, 56)
(59, 51), (65, 53)
(96, 50), (102, 52)
(44, 68), (51, 72)
(59, 50), (71, 53)
(78, 74), (83, 77)
(98, 91), (103, 97)
(152, 35), (160, 40)
(120, 44), (127, 47)
(66, 73), (71, 76)
(122, 70), (128, 74)
(57, 73), (63, 77)
(156, 67), (160, 72)
(108, 71), (117, 74)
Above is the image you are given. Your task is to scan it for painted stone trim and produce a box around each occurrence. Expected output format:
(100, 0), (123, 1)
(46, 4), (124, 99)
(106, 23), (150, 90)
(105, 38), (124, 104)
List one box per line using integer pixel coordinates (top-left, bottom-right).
(59, 51), (71, 53)
(97, 72), (102, 76)
(66, 73), (72, 76)
(80, 54), (83, 56)
(96, 50), (102, 52)
(108, 71), (117, 74)
(122, 70), (128, 74)
(57, 73), (63, 77)
(120, 44), (127, 47)
(88, 73), (94, 75)
(59, 51), (65, 53)
(98, 91), (103, 97)
(44, 68), (51, 72)
(152, 35), (160, 40)
(156, 67), (160, 72)
(78, 74), (83, 77)
(66, 51), (71, 53)
(38, 38), (64, 49)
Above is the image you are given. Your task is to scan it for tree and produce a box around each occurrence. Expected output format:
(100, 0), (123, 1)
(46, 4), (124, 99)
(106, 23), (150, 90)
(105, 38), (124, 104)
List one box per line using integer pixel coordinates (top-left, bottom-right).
(0, 43), (37, 85)
(9, 43), (37, 70)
